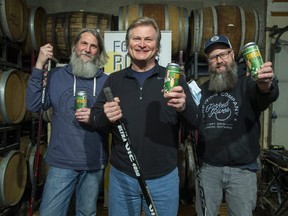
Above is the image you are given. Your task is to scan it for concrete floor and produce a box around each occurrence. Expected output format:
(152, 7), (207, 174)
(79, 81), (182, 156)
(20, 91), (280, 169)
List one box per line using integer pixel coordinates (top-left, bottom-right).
(1, 179), (288, 216)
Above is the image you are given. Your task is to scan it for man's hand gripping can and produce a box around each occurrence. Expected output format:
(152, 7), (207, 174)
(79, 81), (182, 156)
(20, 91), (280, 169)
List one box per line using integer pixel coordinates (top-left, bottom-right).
(164, 63), (181, 93)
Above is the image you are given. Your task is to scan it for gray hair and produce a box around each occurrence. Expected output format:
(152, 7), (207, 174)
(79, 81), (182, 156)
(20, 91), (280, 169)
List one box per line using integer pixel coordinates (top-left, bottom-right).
(125, 17), (161, 53)
(71, 28), (109, 67)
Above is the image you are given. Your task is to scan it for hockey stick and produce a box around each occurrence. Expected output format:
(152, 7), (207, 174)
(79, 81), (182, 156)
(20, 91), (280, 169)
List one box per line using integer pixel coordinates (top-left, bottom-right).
(104, 87), (158, 216)
(29, 58), (57, 216)
(191, 130), (207, 216)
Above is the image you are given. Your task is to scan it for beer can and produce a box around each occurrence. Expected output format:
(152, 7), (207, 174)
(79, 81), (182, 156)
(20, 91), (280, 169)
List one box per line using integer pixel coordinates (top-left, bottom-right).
(75, 91), (87, 109)
(242, 42), (263, 80)
(164, 63), (181, 93)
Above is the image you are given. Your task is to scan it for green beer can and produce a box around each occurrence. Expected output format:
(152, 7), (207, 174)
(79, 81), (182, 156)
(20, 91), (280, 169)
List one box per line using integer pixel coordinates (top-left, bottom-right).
(242, 42), (263, 80)
(164, 63), (181, 93)
(75, 91), (87, 109)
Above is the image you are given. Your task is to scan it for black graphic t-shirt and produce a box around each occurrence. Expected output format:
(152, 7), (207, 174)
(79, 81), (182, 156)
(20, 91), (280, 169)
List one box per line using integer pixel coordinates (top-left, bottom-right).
(197, 72), (279, 166)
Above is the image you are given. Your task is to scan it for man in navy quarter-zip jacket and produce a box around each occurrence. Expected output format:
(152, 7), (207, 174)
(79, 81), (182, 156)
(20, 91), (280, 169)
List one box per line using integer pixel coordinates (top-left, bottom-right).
(90, 16), (201, 216)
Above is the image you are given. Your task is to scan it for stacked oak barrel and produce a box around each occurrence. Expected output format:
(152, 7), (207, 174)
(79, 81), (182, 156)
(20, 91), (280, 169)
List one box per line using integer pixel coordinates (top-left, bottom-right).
(0, 0), (29, 211)
(0, 0), (48, 212)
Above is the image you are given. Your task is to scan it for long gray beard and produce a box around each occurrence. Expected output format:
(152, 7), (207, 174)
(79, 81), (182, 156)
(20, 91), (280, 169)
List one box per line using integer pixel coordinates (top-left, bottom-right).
(208, 61), (238, 92)
(70, 52), (99, 78)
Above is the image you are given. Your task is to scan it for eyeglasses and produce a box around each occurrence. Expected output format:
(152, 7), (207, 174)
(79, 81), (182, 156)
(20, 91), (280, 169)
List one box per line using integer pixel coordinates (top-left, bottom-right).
(207, 50), (232, 63)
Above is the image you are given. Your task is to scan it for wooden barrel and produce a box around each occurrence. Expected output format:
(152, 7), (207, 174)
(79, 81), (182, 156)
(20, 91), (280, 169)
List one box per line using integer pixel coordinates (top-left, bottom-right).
(22, 6), (47, 55)
(119, 4), (189, 59)
(0, 69), (26, 124)
(26, 142), (49, 186)
(0, 150), (27, 207)
(23, 109), (53, 123)
(0, 0), (28, 42)
(189, 5), (264, 61)
(178, 133), (196, 200)
(19, 135), (32, 157)
(24, 109), (53, 123)
(45, 11), (115, 59)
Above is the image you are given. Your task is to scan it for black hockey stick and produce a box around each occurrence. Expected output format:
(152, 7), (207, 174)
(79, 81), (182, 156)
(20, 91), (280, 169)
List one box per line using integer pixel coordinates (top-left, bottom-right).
(29, 58), (58, 216)
(29, 60), (50, 216)
(191, 130), (207, 216)
(104, 87), (158, 216)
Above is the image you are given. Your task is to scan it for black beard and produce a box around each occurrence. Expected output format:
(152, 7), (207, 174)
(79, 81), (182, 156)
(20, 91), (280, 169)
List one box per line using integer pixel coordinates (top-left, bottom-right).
(208, 61), (238, 92)
(70, 52), (99, 78)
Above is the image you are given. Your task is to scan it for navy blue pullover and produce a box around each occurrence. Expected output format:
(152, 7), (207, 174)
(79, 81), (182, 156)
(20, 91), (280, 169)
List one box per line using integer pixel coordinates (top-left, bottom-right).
(26, 64), (108, 170)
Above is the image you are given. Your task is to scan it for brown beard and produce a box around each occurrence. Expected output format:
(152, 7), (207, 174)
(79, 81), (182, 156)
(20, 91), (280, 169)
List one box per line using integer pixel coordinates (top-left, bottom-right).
(208, 61), (238, 92)
(70, 52), (99, 78)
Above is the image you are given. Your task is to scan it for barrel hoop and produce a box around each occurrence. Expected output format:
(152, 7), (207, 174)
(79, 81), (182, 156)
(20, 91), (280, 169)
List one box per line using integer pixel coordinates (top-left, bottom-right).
(177, 6), (182, 51)
(165, 5), (169, 30)
(212, 6), (217, 35)
(258, 10), (264, 48)
(191, 10), (196, 54)
(183, 7), (189, 52)
(28, 144), (36, 184)
(29, 7), (37, 50)
(198, 9), (203, 53)
(118, 6), (124, 31)
(138, 4), (143, 17)
(82, 12), (87, 28)
(58, 13), (65, 56)
(253, 9), (259, 43)
(65, 12), (71, 56)
(194, 9), (201, 53)
(0, 71), (9, 123)
(239, 6), (246, 59)
(0, 0), (12, 40)
(51, 15), (57, 54)
(125, 6), (129, 30)
(95, 12), (100, 31)
(0, 71), (12, 123)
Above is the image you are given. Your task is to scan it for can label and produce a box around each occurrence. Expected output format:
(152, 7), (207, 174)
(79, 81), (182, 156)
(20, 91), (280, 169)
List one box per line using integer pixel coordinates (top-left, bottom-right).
(242, 42), (263, 80)
(75, 91), (87, 109)
(164, 63), (181, 93)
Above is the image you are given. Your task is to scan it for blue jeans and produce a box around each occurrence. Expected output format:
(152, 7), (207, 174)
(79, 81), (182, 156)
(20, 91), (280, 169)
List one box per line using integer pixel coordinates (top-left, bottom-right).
(109, 166), (179, 216)
(195, 163), (257, 216)
(39, 166), (104, 216)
